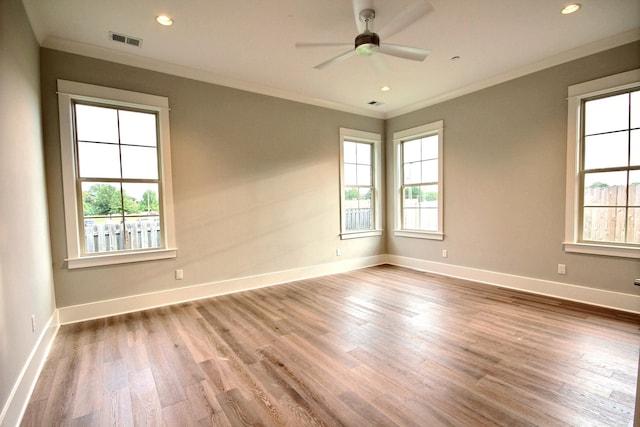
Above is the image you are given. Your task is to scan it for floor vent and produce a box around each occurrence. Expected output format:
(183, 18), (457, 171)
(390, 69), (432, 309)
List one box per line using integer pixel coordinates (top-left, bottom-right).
(109, 31), (143, 47)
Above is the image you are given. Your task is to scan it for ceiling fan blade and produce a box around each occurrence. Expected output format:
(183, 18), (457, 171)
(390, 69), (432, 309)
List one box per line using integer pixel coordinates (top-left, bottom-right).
(352, 0), (374, 33)
(295, 42), (352, 49)
(379, 0), (433, 40)
(314, 50), (356, 70)
(378, 44), (430, 62)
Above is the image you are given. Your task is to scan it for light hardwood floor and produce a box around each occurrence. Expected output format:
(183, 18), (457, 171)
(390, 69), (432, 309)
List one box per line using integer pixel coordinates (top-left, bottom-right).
(21, 265), (639, 426)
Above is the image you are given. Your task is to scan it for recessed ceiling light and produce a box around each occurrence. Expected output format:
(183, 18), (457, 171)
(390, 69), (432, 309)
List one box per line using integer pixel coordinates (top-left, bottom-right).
(156, 15), (174, 26)
(561, 3), (581, 14)
(380, 86), (391, 92)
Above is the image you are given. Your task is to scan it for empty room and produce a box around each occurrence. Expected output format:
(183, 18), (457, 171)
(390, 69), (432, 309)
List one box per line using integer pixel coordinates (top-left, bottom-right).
(1, 0), (639, 425)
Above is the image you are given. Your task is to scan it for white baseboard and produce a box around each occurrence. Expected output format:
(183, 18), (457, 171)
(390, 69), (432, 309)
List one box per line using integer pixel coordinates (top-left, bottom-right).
(385, 254), (640, 314)
(57, 253), (639, 325)
(0, 312), (59, 427)
(58, 255), (387, 324)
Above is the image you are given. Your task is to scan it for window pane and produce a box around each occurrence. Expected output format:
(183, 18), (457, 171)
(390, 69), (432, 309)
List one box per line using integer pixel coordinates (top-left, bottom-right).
(77, 141), (121, 178)
(403, 185), (422, 208)
(358, 198), (372, 216)
(75, 104), (119, 143)
(345, 208), (371, 230)
(344, 164), (357, 186)
(583, 131), (629, 170)
(344, 186), (372, 231)
(344, 187), (359, 201)
(344, 187), (371, 202)
(631, 90), (639, 129)
(583, 171), (627, 206)
(420, 184), (439, 208)
(123, 183), (160, 214)
(81, 182), (122, 217)
(121, 145), (158, 179)
(419, 208), (438, 231)
(343, 141), (357, 163)
(421, 135), (438, 160)
(356, 164), (371, 186)
(356, 142), (371, 165)
(119, 110), (157, 147)
(125, 217), (162, 250)
(584, 93), (629, 135)
(358, 187), (372, 203)
(582, 207), (626, 243)
(403, 208), (419, 230)
(627, 208), (640, 244)
(630, 130), (639, 167)
(402, 207), (438, 231)
(584, 170), (627, 187)
(403, 139), (421, 162)
(404, 162), (422, 185)
(83, 217), (127, 253)
(421, 159), (438, 183)
(630, 170), (640, 206)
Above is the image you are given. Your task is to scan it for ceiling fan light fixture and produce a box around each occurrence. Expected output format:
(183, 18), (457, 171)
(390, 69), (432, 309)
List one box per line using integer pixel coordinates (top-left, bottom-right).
(354, 32), (380, 56)
(561, 3), (581, 14)
(156, 15), (174, 26)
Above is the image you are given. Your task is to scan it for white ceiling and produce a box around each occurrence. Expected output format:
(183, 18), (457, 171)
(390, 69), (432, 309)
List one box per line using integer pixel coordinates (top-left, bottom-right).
(22, 0), (640, 118)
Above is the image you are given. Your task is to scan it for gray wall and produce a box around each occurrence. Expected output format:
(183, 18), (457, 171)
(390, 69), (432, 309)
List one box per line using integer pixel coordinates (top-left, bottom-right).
(0, 0), (56, 421)
(386, 42), (640, 296)
(40, 42), (640, 308)
(40, 49), (385, 307)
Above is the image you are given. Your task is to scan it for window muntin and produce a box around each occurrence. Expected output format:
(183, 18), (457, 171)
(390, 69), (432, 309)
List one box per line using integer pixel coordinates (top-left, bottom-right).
(564, 69), (640, 259)
(58, 79), (177, 268)
(393, 120), (444, 240)
(580, 89), (640, 245)
(339, 128), (382, 238)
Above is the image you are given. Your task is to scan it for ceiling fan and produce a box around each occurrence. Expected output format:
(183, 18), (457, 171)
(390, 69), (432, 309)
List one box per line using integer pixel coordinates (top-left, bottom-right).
(296, 0), (432, 70)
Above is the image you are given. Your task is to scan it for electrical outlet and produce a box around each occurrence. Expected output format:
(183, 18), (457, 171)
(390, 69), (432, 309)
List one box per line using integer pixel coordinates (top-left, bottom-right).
(31, 315), (36, 333)
(557, 264), (566, 275)
(442, 249), (448, 258)
(336, 249), (342, 256)
(175, 269), (184, 280)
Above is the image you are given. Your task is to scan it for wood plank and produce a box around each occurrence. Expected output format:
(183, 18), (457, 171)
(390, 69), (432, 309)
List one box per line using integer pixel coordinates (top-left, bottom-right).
(128, 367), (164, 426)
(21, 265), (640, 426)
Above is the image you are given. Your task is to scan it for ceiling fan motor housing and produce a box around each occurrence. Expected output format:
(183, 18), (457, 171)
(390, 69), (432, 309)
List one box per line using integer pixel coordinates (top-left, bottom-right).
(354, 32), (380, 56)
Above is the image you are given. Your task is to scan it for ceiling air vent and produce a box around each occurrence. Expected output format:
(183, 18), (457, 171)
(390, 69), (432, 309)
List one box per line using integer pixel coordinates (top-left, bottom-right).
(368, 101), (384, 107)
(109, 31), (143, 48)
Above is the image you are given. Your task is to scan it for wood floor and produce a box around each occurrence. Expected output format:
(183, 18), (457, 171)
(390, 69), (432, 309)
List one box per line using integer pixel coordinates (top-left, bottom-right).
(21, 265), (639, 426)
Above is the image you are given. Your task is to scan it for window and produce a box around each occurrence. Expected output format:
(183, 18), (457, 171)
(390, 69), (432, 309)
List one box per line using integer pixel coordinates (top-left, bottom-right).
(57, 80), (177, 268)
(564, 69), (640, 258)
(339, 128), (382, 239)
(393, 121), (444, 240)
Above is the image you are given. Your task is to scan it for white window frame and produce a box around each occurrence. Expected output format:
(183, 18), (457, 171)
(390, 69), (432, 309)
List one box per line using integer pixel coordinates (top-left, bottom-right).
(57, 79), (177, 269)
(339, 128), (383, 239)
(393, 120), (444, 240)
(564, 69), (640, 259)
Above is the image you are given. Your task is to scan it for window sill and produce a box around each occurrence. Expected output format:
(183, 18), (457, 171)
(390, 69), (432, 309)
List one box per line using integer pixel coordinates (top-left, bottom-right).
(563, 242), (639, 259)
(340, 230), (383, 240)
(66, 248), (178, 269)
(394, 230), (444, 240)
